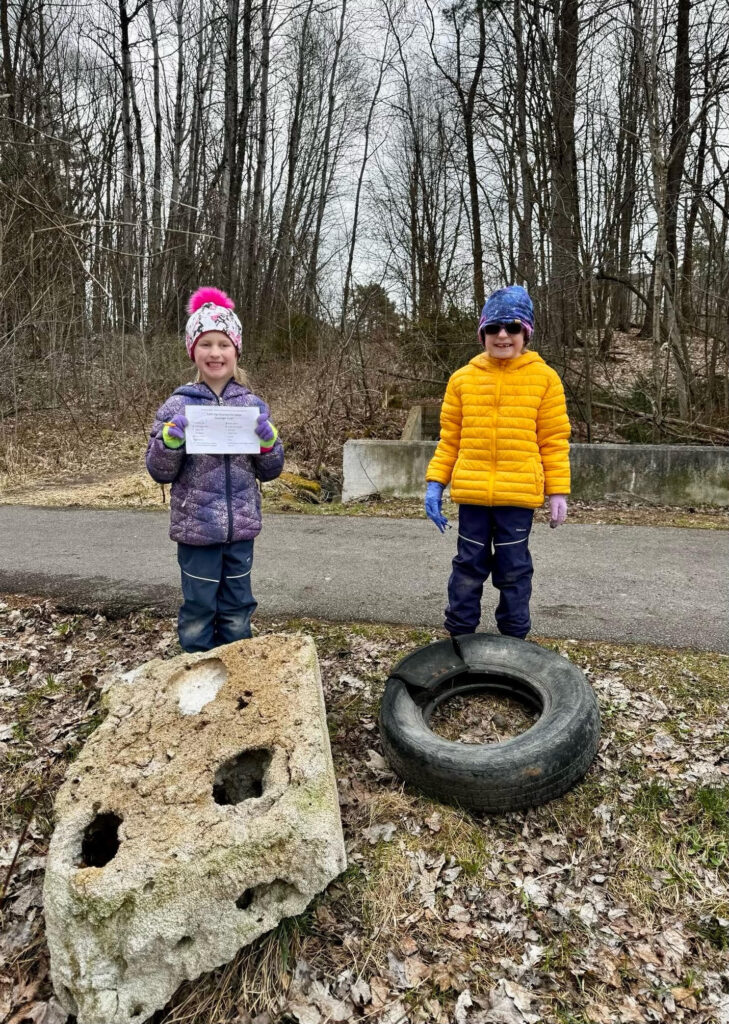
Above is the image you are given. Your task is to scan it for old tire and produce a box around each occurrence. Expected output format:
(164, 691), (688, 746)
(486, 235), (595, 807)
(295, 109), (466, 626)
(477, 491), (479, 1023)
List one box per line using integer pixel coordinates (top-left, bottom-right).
(379, 633), (600, 812)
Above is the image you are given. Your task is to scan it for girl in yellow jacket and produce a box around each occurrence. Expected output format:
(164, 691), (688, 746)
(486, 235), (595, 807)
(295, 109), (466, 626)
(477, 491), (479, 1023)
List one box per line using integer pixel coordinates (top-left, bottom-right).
(425, 286), (570, 638)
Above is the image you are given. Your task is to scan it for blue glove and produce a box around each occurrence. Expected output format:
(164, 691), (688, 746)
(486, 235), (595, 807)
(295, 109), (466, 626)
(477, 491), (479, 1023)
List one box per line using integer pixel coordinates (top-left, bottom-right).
(425, 481), (449, 533)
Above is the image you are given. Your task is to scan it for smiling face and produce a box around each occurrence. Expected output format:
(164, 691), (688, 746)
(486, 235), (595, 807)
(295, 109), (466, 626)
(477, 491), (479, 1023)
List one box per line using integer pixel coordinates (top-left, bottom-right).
(192, 331), (237, 391)
(482, 322), (526, 359)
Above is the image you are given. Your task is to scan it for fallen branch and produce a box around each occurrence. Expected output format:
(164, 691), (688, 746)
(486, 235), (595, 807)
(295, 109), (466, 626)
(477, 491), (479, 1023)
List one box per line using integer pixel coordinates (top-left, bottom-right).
(594, 271), (649, 308)
(0, 794), (39, 907)
(371, 367), (448, 387)
(591, 400), (729, 442)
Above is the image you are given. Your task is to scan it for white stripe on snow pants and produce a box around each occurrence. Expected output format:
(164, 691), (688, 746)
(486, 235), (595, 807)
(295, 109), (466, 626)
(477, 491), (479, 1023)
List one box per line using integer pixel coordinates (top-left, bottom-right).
(445, 505), (535, 638)
(177, 539), (257, 653)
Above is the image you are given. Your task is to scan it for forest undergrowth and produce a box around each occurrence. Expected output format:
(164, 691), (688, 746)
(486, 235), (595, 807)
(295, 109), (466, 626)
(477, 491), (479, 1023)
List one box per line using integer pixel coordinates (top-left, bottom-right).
(1, 597), (729, 1023)
(1, 330), (726, 532)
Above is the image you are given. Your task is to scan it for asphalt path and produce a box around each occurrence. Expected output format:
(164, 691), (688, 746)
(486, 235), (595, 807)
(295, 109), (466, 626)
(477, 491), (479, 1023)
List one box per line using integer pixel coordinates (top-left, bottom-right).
(0, 506), (727, 652)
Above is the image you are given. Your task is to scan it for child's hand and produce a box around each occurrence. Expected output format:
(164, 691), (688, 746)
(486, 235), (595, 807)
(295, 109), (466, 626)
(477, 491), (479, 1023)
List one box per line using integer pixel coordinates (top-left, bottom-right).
(425, 481), (449, 533)
(549, 494), (568, 528)
(162, 414), (188, 449)
(254, 411), (275, 442)
(255, 410), (279, 451)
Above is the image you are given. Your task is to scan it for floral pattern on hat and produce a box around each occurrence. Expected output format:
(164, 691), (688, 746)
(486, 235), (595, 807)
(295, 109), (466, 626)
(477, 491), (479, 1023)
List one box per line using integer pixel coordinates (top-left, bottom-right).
(185, 287), (243, 359)
(478, 285), (534, 340)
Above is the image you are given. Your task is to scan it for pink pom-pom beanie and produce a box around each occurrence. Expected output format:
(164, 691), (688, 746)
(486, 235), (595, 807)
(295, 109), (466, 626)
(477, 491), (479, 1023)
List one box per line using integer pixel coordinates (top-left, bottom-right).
(185, 287), (243, 359)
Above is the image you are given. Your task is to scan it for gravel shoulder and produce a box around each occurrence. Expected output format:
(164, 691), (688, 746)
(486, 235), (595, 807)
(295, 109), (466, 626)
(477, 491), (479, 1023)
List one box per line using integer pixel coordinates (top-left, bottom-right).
(1, 464), (727, 529)
(0, 506), (727, 652)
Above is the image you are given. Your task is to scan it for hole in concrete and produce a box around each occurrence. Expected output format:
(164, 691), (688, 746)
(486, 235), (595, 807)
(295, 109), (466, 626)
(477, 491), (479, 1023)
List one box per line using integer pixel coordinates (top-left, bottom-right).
(235, 879), (299, 916)
(175, 658), (227, 715)
(80, 812), (122, 868)
(236, 889), (254, 910)
(177, 935), (194, 948)
(143, 880), (155, 893)
(131, 1007), (144, 1019)
(213, 748), (272, 805)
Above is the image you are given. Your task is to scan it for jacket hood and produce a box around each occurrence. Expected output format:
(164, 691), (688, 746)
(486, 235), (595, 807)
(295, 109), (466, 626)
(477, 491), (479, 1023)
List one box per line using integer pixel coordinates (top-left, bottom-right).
(172, 379), (251, 400)
(469, 350), (545, 372)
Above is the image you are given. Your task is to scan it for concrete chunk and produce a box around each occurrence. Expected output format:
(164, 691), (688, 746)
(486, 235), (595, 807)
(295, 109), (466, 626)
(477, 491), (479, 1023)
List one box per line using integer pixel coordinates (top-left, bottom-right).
(44, 635), (346, 1024)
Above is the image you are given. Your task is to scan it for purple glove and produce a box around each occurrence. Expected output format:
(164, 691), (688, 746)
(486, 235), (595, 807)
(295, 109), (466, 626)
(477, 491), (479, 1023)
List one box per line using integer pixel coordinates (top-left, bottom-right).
(162, 414), (188, 449)
(254, 411), (275, 442)
(549, 494), (568, 528)
(425, 481), (449, 533)
(166, 414), (188, 439)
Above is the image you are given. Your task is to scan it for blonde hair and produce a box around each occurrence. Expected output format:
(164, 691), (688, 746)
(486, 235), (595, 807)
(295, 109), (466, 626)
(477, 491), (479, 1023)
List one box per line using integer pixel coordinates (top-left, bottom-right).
(194, 365), (249, 387)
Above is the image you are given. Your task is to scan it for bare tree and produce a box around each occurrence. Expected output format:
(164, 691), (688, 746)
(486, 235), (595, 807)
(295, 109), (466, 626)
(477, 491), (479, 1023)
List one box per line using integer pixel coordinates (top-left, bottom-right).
(425, 0), (487, 311)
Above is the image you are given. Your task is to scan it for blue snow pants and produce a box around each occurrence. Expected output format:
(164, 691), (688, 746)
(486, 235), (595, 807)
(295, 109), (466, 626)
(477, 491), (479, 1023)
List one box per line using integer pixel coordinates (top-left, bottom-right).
(445, 505), (534, 639)
(176, 539), (257, 653)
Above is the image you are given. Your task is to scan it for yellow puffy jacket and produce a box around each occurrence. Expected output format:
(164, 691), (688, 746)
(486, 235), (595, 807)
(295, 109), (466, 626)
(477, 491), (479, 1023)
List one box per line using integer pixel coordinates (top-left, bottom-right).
(426, 350), (570, 508)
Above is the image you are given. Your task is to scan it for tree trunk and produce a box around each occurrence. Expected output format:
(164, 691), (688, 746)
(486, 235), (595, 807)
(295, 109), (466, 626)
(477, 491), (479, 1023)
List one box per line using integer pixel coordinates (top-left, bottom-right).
(117, 0), (136, 331)
(146, 0), (163, 327)
(161, 0), (185, 327)
(426, 0), (486, 312)
(664, 0), (691, 298)
(223, 0), (253, 293)
(244, 0), (270, 333)
(513, 0), (535, 290)
(0, 0), (18, 127)
(680, 45), (710, 323)
(341, 29), (389, 331)
(217, 0), (240, 284)
(304, 0), (348, 320)
(612, 15), (640, 333)
(130, 66), (148, 330)
(548, 0), (581, 359)
(262, 0), (314, 318)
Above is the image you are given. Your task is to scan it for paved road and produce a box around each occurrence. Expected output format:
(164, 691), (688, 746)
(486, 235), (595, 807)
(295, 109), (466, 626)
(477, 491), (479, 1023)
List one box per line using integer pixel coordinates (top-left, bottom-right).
(0, 506), (727, 651)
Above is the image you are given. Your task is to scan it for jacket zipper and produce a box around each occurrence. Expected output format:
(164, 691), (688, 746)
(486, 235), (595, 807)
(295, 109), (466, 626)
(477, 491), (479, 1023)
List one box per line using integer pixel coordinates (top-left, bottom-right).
(212, 390), (234, 543)
(225, 452), (233, 542)
(490, 363), (505, 505)
(195, 381), (236, 541)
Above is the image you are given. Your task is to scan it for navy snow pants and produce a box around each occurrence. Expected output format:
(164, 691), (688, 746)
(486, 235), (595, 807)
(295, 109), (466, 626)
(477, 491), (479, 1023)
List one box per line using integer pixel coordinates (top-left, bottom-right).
(445, 505), (534, 639)
(177, 539), (257, 653)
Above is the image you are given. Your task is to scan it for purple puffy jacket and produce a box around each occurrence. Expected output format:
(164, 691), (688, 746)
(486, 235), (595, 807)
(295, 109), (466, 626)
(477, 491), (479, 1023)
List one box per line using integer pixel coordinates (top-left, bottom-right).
(146, 379), (284, 546)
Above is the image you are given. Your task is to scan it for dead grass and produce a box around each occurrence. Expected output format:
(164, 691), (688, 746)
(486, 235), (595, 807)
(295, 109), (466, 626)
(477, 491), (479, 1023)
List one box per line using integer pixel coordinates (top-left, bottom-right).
(1, 350), (727, 531)
(1, 457), (726, 530)
(2, 603), (729, 1022)
(0, 411), (148, 493)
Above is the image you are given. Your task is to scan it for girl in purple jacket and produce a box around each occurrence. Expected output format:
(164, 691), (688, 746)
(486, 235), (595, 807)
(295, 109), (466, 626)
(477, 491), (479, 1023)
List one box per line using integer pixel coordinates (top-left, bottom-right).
(146, 287), (284, 652)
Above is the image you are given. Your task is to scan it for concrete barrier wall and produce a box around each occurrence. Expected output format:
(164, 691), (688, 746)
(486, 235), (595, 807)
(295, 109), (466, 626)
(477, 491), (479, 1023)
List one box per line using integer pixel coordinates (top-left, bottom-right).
(342, 440), (729, 506)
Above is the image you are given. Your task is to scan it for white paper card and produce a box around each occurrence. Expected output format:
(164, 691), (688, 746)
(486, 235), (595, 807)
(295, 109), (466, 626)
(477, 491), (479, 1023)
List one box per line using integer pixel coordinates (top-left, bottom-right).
(184, 405), (261, 454)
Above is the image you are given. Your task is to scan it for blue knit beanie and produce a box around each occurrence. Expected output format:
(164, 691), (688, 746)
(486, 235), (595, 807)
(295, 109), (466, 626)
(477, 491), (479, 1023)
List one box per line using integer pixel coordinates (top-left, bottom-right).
(478, 285), (534, 341)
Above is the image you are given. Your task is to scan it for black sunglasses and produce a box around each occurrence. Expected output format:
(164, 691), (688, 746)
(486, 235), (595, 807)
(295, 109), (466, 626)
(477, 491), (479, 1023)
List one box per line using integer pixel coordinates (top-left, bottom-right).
(483, 321), (523, 335)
